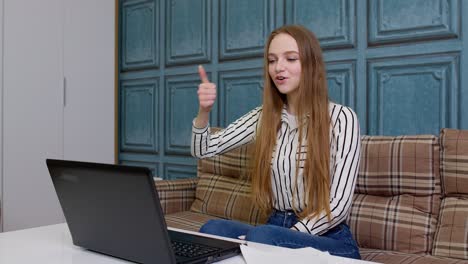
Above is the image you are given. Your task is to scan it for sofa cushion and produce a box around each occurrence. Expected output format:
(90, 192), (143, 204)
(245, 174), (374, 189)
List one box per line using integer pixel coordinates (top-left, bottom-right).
(360, 248), (468, 264)
(349, 193), (440, 254)
(433, 128), (468, 260)
(357, 135), (440, 196)
(349, 135), (441, 254)
(197, 141), (254, 179)
(440, 128), (468, 196)
(433, 198), (468, 260)
(190, 173), (268, 226)
(155, 178), (197, 215)
(165, 211), (223, 232)
(192, 130), (268, 226)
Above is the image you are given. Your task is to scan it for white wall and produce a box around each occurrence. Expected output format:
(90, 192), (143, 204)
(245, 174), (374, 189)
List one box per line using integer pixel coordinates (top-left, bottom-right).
(2, 0), (65, 232)
(0, 0), (115, 232)
(0, 0), (4, 232)
(63, 0), (115, 164)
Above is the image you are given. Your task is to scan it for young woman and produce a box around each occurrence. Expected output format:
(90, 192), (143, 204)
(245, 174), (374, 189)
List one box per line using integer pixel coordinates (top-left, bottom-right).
(191, 24), (361, 259)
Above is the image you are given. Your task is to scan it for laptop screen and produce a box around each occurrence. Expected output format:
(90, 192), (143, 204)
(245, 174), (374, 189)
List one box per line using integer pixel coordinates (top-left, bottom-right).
(46, 159), (176, 264)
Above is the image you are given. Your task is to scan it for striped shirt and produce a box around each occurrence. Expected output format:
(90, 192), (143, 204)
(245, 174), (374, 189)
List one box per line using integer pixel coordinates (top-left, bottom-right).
(191, 102), (361, 235)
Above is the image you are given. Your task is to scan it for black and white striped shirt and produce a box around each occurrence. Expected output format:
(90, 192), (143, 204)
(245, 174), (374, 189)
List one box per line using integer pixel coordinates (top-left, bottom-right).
(191, 102), (361, 235)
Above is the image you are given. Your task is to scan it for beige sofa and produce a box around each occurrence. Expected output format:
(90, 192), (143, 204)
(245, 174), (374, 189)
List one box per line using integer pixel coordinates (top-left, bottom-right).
(155, 128), (468, 263)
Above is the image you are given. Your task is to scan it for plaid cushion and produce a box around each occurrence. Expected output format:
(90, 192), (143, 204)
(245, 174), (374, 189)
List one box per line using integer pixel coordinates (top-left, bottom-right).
(197, 140), (254, 179)
(190, 172), (268, 226)
(350, 135), (441, 254)
(360, 248), (468, 264)
(349, 193), (440, 254)
(433, 197), (468, 260)
(432, 129), (468, 260)
(155, 178), (198, 215)
(165, 211), (222, 232)
(440, 128), (468, 195)
(357, 135), (440, 196)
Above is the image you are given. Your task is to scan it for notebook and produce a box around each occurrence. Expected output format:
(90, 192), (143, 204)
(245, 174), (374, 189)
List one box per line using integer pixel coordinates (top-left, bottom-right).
(46, 159), (241, 264)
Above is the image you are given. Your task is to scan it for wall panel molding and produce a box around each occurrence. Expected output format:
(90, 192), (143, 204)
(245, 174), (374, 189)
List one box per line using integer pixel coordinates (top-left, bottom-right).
(120, 77), (159, 153)
(219, 0), (274, 60)
(219, 69), (263, 126)
(165, 0), (211, 66)
(285, 0), (355, 49)
(121, 0), (159, 70)
(119, 0), (468, 179)
(369, 0), (459, 45)
(165, 74), (207, 155)
(326, 61), (356, 107)
(368, 54), (459, 135)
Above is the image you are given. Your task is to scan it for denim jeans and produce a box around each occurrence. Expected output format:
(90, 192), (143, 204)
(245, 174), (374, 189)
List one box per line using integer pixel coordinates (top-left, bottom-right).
(199, 210), (361, 259)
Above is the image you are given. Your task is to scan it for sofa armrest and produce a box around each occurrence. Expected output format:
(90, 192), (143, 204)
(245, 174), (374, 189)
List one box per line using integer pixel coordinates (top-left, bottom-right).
(154, 178), (198, 214)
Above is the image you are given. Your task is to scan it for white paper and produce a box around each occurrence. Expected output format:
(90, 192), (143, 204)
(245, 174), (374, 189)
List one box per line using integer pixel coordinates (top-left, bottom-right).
(240, 243), (374, 264)
(241, 243), (330, 264)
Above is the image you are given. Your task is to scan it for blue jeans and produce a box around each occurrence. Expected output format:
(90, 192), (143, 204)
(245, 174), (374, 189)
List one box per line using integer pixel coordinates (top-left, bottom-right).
(199, 210), (361, 259)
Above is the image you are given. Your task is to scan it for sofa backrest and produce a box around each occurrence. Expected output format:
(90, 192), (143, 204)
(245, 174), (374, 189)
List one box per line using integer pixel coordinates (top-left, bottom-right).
(432, 129), (468, 260)
(190, 128), (269, 225)
(347, 135), (441, 254)
(189, 128), (463, 257)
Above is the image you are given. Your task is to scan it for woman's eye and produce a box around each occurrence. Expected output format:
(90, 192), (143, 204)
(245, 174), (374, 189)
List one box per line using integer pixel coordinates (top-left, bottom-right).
(268, 59), (276, 64)
(287, 58), (298, 62)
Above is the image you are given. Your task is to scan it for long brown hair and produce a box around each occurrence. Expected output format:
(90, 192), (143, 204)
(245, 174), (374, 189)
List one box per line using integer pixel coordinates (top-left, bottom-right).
(251, 24), (331, 220)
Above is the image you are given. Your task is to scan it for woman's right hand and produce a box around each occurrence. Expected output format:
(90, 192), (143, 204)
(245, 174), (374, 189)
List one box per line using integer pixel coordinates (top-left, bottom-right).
(194, 65), (216, 128)
(197, 65), (217, 113)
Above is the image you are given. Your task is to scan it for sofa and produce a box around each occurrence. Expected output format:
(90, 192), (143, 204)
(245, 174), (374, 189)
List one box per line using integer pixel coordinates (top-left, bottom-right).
(154, 128), (468, 264)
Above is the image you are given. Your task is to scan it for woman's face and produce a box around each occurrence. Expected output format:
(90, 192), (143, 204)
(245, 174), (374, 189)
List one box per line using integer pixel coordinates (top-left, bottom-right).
(267, 33), (302, 97)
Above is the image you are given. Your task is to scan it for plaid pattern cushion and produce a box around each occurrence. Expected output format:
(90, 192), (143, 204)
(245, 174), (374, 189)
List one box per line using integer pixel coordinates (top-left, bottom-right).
(165, 211), (222, 232)
(349, 135), (441, 254)
(440, 128), (468, 195)
(197, 141), (254, 179)
(155, 178), (198, 215)
(357, 135), (440, 196)
(191, 172), (268, 226)
(349, 193), (440, 254)
(360, 248), (468, 264)
(433, 198), (468, 260)
(192, 128), (267, 226)
(432, 129), (468, 260)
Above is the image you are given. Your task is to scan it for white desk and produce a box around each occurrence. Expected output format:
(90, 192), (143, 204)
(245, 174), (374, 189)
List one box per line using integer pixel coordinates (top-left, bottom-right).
(0, 223), (376, 264)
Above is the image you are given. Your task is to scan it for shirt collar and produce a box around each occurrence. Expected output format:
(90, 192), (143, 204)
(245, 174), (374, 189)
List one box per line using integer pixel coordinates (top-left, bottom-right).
(281, 106), (298, 130)
(280, 105), (311, 131)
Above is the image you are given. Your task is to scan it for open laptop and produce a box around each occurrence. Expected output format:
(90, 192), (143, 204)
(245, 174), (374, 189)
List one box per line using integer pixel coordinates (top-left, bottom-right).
(46, 159), (241, 264)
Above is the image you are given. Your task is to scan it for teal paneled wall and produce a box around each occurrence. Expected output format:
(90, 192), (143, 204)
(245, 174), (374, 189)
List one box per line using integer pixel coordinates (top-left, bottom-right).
(119, 0), (467, 179)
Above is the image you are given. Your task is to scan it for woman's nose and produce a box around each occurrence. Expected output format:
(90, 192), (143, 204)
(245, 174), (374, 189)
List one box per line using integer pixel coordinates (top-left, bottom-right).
(275, 59), (285, 73)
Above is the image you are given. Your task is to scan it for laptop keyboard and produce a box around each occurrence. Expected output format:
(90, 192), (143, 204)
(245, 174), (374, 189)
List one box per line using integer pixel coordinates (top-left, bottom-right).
(171, 240), (220, 258)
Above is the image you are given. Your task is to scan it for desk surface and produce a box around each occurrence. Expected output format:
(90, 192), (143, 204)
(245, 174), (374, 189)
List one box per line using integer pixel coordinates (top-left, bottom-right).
(0, 223), (375, 264)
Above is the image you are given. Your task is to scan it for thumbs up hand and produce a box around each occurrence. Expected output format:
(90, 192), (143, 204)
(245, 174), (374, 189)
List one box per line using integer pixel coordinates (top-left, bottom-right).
(197, 65), (216, 113)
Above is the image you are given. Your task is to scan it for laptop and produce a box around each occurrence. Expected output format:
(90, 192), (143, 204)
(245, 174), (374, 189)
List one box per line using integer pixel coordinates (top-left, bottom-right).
(46, 159), (241, 264)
